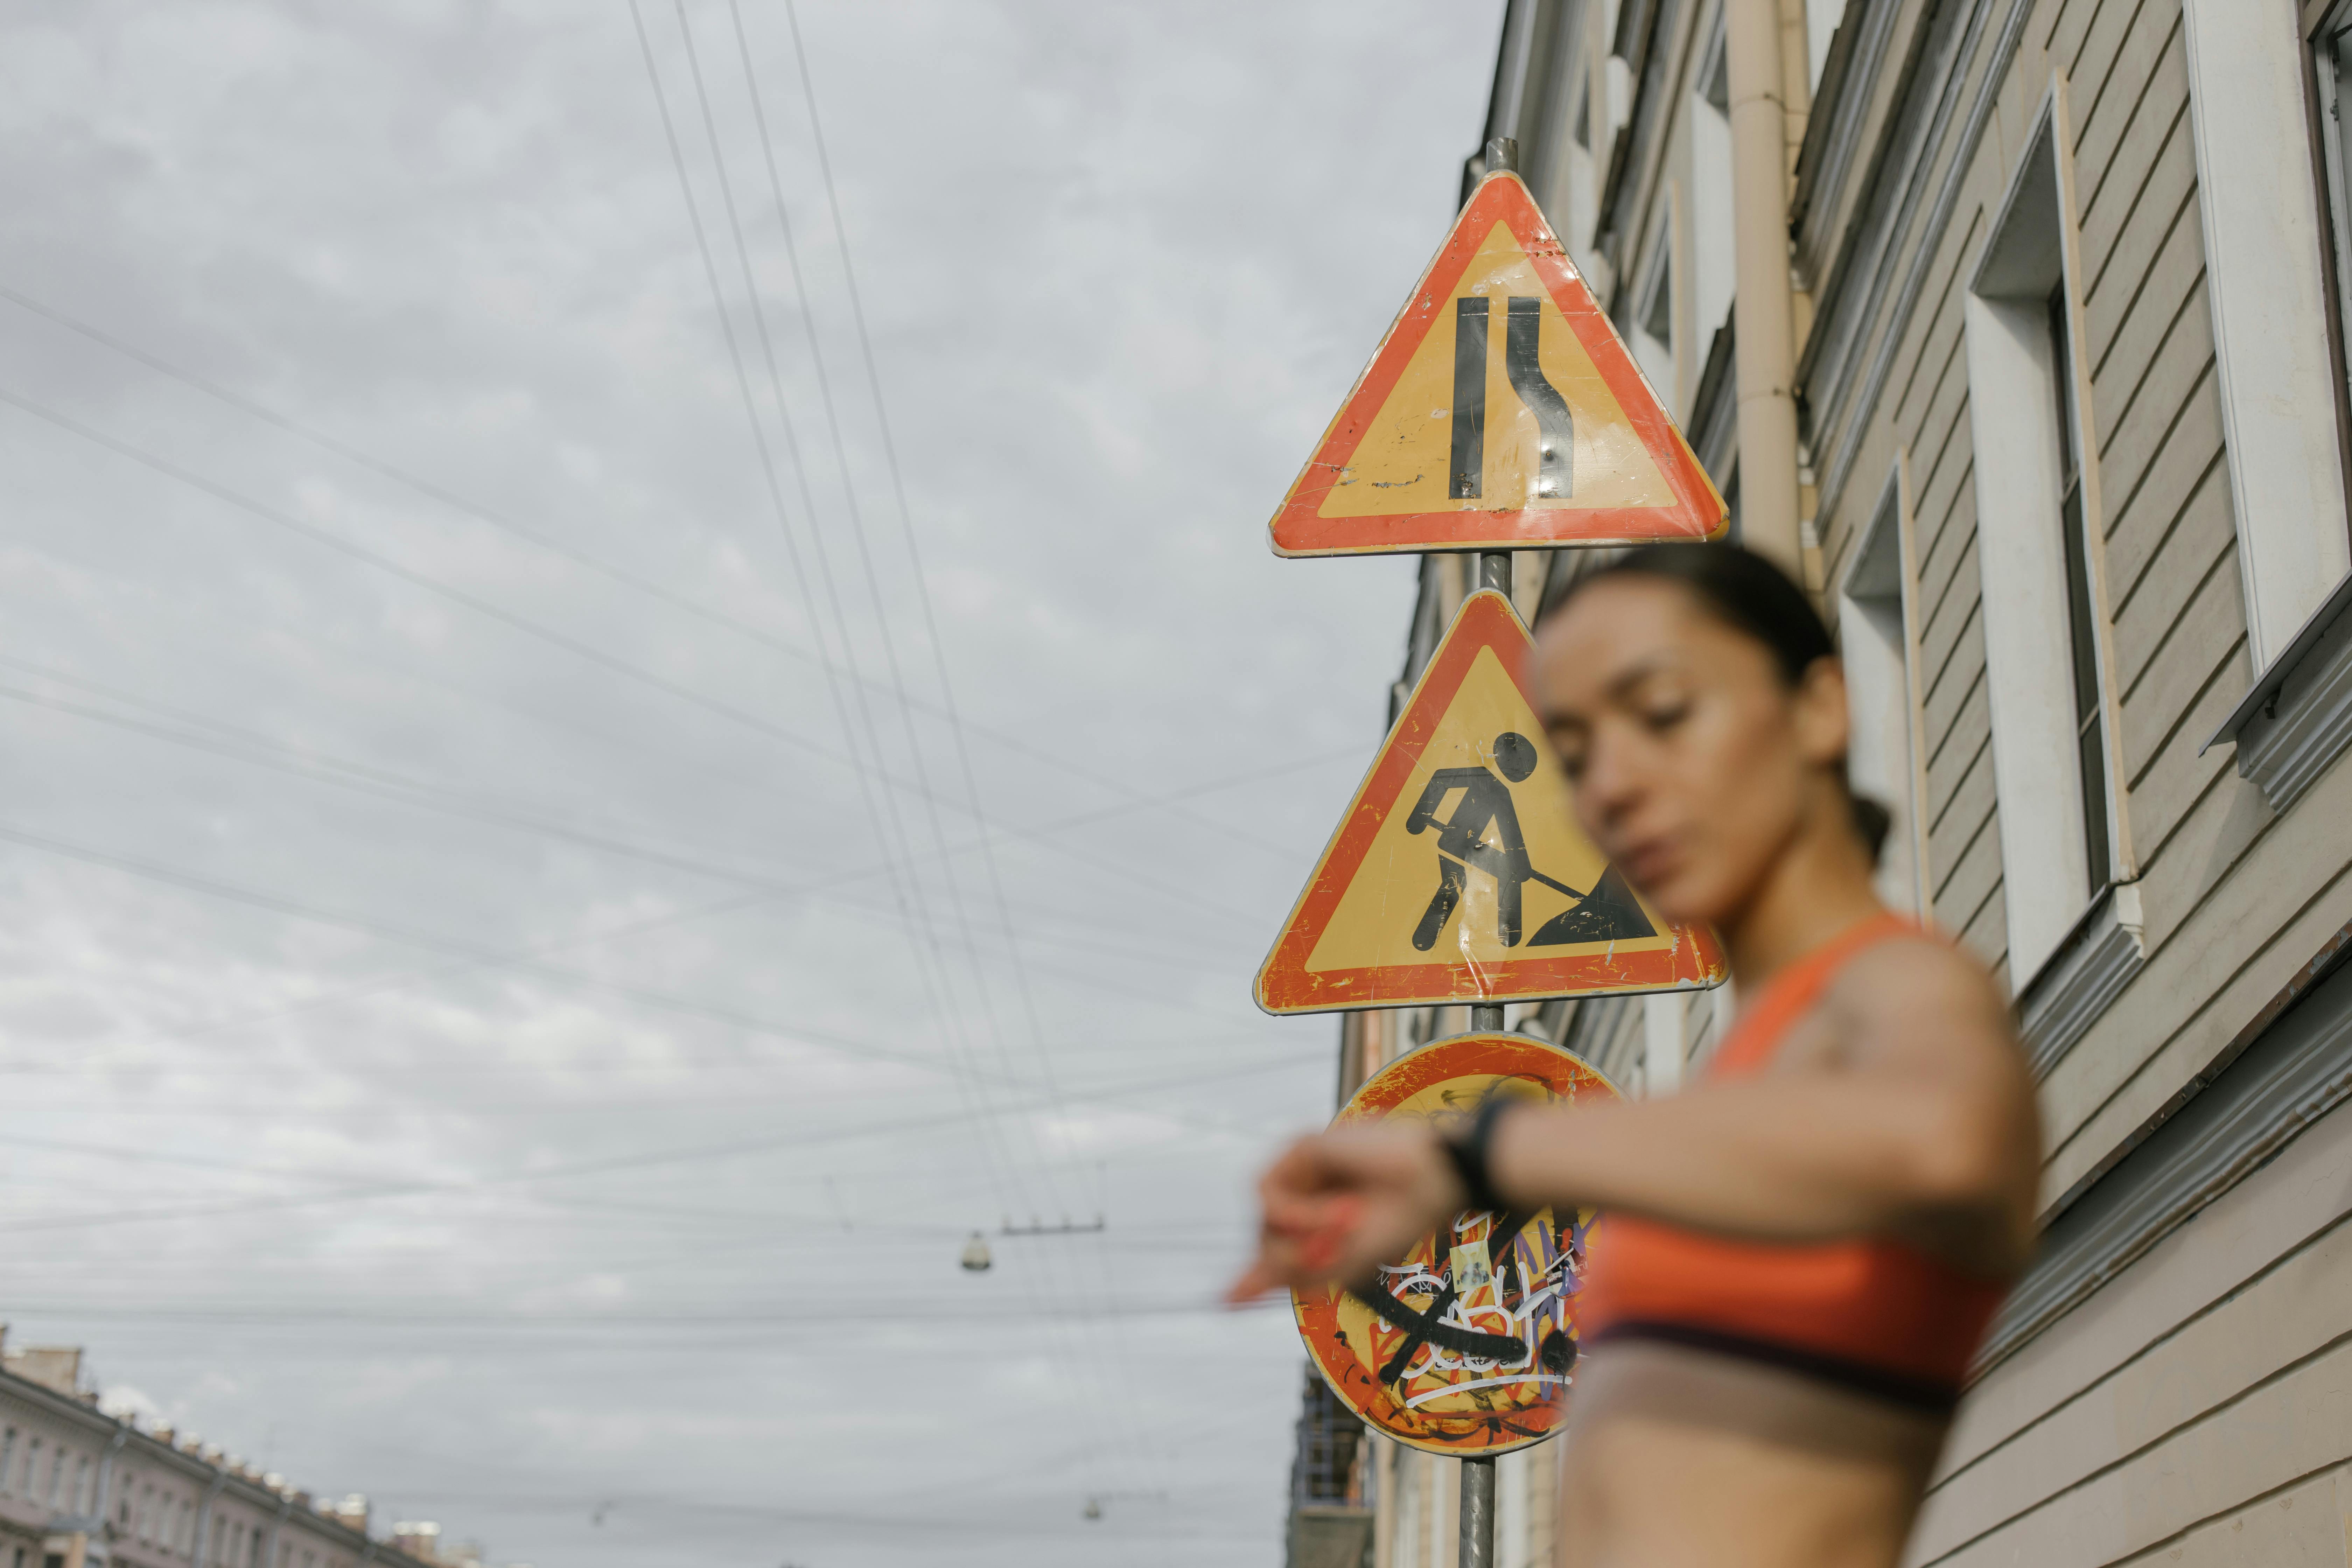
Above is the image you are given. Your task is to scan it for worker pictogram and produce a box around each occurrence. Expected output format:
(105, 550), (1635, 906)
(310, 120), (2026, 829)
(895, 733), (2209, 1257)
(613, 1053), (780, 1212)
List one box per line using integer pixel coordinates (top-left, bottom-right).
(1254, 590), (1724, 1014)
(1292, 1031), (1618, 1455)
(1267, 170), (1727, 557)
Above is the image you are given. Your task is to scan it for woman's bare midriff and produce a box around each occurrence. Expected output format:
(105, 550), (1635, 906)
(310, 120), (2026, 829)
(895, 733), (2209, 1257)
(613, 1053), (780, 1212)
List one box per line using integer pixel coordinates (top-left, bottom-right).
(1554, 1340), (1949, 1568)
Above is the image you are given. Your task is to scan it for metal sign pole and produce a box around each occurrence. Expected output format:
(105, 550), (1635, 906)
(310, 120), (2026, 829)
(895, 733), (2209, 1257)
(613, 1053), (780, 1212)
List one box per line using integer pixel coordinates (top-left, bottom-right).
(1468, 537), (1512, 1565)
(1459, 1454), (1497, 1568)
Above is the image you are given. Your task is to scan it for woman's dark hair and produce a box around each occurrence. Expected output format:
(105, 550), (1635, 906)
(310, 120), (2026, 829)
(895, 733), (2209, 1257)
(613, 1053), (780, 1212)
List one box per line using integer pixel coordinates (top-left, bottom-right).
(1555, 542), (1893, 866)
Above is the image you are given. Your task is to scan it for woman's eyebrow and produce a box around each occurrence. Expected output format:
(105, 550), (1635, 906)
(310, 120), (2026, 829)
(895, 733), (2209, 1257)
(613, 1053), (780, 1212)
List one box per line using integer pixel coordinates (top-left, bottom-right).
(1603, 654), (1676, 701)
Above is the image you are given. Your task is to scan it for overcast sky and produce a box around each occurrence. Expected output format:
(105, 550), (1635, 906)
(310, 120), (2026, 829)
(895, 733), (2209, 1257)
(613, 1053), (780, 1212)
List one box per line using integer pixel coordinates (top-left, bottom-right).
(0, 4), (1502, 1565)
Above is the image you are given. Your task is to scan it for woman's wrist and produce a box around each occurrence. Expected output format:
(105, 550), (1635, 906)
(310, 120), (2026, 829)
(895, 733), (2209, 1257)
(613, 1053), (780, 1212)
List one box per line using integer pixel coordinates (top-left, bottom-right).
(1438, 1094), (1521, 1214)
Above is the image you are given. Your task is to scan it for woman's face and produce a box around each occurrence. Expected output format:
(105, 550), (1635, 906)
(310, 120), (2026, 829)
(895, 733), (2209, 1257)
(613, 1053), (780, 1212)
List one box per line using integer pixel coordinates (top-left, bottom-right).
(1526, 576), (1848, 927)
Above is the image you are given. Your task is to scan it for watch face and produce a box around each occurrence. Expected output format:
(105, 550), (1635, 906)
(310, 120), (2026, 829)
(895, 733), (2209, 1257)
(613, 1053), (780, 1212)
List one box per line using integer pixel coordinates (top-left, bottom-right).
(1292, 1030), (1617, 1456)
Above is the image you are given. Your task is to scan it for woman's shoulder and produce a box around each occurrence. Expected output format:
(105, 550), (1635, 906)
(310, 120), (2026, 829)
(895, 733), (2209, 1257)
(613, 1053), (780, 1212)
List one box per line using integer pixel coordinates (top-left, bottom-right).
(1823, 926), (2021, 1065)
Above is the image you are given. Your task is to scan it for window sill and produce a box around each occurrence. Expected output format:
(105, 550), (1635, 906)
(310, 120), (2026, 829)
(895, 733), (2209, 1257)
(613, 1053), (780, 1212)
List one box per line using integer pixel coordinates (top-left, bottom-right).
(2206, 569), (2352, 812)
(2017, 883), (2147, 1079)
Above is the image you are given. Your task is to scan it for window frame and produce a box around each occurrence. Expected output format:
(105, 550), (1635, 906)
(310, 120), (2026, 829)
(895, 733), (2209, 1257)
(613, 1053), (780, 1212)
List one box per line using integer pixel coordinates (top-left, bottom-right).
(1837, 457), (1932, 920)
(2179, 0), (2352, 672)
(1961, 75), (2137, 988)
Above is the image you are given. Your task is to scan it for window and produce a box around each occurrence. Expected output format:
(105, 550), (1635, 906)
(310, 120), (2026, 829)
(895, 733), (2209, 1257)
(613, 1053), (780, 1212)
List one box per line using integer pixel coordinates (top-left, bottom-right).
(1629, 231), (1675, 401)
(46, 1445), (66, 1508)
(1839, 464), (1928, 916)
(1689, 21), (1736, 355)
(1962, 86), (2130, 983)
(2314, 8), (2352, 337)
(23, 1441), (39, 1500)
(74, 1455), (90, 1514)
(2049, 287), (2110, 898)
(2178, 0), (2351, 668)
(1, 1428), (14, 1494)
(1803, 0), (1841, 90)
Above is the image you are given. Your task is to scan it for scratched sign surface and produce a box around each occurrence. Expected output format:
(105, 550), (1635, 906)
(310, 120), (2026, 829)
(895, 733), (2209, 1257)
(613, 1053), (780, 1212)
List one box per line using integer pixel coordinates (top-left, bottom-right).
(1267, 170), (1727, 557)
(1255, 590), (1724, 1014)
(1294, 1032), (1618, 1456)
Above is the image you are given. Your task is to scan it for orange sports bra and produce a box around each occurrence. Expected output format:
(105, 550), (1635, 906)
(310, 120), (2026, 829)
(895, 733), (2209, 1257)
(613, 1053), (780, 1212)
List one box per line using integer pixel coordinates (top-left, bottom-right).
(1573, 913), (2010, 1412)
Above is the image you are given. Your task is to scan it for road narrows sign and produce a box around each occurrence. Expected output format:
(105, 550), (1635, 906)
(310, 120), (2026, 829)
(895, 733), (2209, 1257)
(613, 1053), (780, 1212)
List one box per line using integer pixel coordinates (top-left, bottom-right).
(1293, 1031), (1618, 1456)
(1254, 589), (1725, 1014)
(1268, 170), (1727, 558)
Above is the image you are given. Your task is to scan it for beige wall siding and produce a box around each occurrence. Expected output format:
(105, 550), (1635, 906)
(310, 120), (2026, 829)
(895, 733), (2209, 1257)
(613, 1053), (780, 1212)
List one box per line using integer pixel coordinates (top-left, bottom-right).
(1903, 1082), (2352, 1567)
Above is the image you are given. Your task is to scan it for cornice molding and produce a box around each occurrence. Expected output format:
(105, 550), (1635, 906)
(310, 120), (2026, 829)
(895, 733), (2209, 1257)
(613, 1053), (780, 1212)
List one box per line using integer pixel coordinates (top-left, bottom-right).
(1978, 940), (2352, 1373)
(2224, 580), (2352, 811)
(2018, 883), (2147, 1078)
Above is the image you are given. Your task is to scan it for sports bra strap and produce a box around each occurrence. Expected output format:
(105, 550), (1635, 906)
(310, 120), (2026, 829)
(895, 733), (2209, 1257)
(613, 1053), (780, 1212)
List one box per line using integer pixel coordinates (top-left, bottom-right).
(1709, 911), (1919, 1077)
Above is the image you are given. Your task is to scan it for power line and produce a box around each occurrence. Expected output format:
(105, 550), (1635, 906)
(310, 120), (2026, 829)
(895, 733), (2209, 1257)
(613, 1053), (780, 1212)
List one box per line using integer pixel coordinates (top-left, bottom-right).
(0, 390), (1295, 924)
(0, 657), (1299, 947)
(634, 0), (1035, 1261)
(0, 279), (1304, 855)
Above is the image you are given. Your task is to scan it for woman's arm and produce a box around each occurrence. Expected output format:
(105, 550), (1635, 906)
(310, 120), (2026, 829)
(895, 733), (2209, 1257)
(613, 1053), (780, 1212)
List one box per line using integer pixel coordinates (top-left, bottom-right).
(1230, 939), (2038, 1302)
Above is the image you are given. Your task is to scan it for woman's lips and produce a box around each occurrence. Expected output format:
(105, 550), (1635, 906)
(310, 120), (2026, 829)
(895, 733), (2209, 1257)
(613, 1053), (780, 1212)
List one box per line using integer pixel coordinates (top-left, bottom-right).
(1618, 835), (1678, 888)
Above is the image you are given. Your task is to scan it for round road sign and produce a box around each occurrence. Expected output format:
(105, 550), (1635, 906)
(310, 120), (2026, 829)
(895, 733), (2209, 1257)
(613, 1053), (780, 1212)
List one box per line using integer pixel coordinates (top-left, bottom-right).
(1292, 1030), (1618, 1456)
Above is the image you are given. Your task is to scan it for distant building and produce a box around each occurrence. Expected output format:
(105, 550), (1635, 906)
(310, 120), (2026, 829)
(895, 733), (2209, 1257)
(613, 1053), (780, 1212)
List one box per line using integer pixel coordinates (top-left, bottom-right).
(1288, 0), (2352, 1563)
(0, 1328), (519, 1568)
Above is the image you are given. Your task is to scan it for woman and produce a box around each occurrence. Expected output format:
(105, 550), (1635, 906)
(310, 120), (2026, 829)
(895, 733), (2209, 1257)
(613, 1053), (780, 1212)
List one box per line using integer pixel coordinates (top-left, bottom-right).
(1231, 545), (2040, 1568)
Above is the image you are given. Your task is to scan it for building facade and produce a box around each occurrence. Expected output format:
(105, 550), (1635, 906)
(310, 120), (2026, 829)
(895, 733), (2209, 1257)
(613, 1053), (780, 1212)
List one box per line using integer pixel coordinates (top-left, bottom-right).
(0, 1331), (511, 1568)
(1286, 0), (2352, 1563)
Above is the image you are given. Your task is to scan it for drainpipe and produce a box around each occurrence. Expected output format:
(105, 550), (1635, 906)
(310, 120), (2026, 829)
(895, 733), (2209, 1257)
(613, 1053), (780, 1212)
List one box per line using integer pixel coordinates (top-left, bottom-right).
(1724, 0), (1804, 577)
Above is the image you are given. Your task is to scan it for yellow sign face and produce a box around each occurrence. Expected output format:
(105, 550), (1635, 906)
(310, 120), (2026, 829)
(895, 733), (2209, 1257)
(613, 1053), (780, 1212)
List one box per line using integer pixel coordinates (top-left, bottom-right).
(1255, 592), (1725, 1014)
(1314, 219), (1676, 520)
(1268, 172), (1727, 557)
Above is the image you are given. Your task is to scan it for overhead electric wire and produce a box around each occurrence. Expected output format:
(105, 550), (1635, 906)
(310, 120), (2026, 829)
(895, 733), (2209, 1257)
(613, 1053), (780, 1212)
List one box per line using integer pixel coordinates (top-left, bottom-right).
(0, 1044), (1321, 1238)
(0, 660), (1282, 964)
(634, 1), (1038, 1262)
(686, 1), (1138, 1476)
(0, 393), (1282, 924)
(0, 279), (1304, 856)
(719, 0), (1033, 1149)
(0, 815), (1107, 1098)
(771, 0), (1157, 1477)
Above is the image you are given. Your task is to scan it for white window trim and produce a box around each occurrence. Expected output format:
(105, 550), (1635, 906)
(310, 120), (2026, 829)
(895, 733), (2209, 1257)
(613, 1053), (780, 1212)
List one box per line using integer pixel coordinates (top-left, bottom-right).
(2182, 0), (2352, 671)
(1837, 456), (1933, 921)
(1642, 992), (1686, 1096)
(1962, 75), (2137, 988)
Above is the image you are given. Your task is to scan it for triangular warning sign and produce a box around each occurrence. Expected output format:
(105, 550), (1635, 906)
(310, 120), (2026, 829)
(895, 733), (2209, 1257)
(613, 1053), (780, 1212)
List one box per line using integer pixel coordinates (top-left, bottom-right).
(1268, 171), (1727, 558)
(1255, 590), (1725, 1014)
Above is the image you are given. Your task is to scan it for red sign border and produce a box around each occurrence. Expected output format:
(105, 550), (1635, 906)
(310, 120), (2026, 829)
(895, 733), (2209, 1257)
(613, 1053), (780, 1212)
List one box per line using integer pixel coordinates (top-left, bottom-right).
(1292, 1031), (1620, 1456)
(1267, 171), (1728, 557)
(1254, 590), (1726, 1014)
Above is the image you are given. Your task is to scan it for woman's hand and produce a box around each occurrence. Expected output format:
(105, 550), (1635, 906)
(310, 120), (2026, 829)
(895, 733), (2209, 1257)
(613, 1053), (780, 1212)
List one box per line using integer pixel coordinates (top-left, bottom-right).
(1226, 1121), (1468, 1303)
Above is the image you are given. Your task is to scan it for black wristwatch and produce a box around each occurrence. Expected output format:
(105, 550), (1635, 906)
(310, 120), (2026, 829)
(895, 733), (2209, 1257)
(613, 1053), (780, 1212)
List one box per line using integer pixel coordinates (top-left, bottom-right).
(1440, 1093), (1518, 1213)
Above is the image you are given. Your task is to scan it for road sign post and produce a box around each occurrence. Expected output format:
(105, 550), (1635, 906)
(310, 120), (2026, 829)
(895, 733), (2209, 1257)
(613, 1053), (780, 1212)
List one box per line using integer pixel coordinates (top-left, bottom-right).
(1265, 128), (1728, 1568)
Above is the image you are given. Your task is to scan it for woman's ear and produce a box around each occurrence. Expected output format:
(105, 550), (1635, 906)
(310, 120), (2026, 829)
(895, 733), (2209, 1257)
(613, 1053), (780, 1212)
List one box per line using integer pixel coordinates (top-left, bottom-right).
(1792, 655), (1852, 770)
